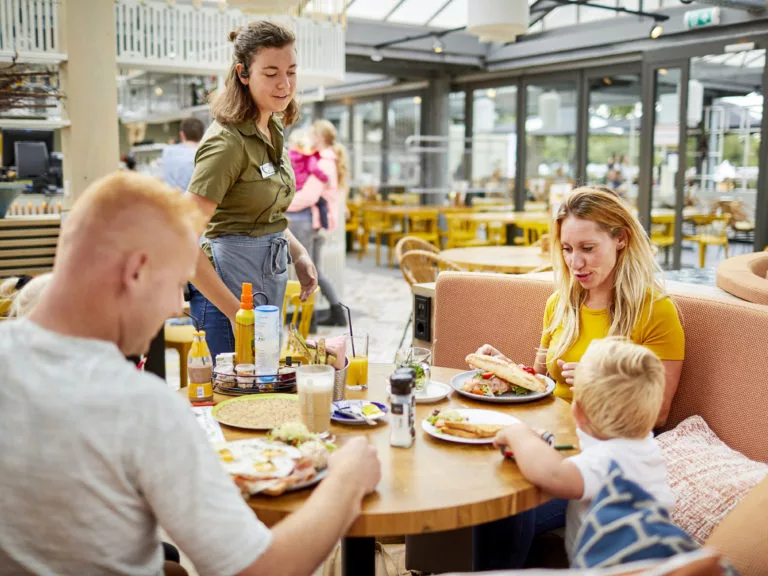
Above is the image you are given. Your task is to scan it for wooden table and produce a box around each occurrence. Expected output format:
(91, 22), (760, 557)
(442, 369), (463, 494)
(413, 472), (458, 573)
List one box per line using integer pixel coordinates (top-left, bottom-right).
(441, 246), (550, 274)
(206, 364), (577, 575)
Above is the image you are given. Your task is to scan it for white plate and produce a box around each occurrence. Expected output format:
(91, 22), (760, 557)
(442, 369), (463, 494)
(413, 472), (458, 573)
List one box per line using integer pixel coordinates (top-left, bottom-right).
(450, 370), (556, 404)
(421, 409), (520, 445)
(386, 380), (451, 404)
(331, 400), (388, 425)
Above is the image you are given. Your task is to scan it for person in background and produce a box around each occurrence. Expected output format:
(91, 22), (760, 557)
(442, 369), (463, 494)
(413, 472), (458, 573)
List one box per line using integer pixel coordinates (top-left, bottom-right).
(494, 337), (674, 563)
(0, 170), (381, 575)
(184, 20), (318, 359)
(286, 119), (350, 327)
(288, 129), (329, 229)
(162, 117), (205, 192)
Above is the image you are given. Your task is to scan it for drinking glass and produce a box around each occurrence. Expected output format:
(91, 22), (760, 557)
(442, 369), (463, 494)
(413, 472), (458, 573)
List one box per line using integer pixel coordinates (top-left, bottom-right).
(296, 364), (335, 435)
(396, 346), (432, 392)
(346, 332), (369, 390)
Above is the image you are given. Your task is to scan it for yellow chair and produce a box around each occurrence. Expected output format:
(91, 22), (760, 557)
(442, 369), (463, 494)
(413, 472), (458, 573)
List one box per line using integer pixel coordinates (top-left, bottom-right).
(358, 208), (403, 267)
(487, 221), (507, 246)
(443, 213), (490, 249)
(515, 221), (550, 246)
(345, 203), (362, 254)
(281, 280), (318, 338)
(405, 211), (440, 252)
(164, 324), (196, 388)
(690, 216), (730, 268)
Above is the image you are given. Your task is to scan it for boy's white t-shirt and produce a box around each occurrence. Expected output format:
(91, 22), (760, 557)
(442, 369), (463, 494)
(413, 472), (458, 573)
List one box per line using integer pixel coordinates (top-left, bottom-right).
(564, 428), (675, 560)
(0, 319), (272, 575)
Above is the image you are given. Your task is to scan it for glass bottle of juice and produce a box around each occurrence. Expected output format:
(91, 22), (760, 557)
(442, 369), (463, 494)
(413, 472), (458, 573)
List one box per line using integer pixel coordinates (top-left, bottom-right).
(188, 330), (213, 403)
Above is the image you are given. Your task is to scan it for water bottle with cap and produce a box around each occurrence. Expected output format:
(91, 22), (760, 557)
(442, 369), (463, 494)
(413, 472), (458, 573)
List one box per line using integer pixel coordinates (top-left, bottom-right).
(254, 305), (280, 380)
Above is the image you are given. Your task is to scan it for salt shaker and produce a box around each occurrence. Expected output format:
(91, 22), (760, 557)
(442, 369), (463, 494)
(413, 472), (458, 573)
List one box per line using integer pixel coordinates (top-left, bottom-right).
(390, 371), (414, 448)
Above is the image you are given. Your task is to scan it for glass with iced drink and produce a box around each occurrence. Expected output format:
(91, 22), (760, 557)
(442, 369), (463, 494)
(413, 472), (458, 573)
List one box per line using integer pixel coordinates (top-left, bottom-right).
(296, 365), (335, 435)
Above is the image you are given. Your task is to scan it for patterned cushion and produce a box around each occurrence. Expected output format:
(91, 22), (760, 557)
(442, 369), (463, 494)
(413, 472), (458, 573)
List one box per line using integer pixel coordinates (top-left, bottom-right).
(572, 461), (699, 569)
(657, 415), (768, 544)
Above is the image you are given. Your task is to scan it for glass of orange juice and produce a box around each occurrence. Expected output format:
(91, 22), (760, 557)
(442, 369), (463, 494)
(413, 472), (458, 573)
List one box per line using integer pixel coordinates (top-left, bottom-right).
(346, 332), (369, 390)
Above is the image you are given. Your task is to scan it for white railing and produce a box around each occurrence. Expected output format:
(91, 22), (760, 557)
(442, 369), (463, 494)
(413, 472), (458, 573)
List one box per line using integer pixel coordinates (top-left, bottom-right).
(0, 0), (62, 61)
(115, 0), (248, 75)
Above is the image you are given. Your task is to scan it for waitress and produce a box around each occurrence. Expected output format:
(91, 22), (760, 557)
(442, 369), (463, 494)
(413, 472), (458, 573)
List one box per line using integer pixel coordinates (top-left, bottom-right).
(184, 20), (317, 359)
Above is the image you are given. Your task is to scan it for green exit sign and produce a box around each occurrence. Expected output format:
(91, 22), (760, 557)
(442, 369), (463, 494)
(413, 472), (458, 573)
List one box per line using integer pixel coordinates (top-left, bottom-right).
(684, 7), (721, 29)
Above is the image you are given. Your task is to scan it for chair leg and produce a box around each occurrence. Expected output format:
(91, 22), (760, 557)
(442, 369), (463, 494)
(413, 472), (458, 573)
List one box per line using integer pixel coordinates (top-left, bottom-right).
(699, 242), (706, 268)
(375, 235), (381, 267)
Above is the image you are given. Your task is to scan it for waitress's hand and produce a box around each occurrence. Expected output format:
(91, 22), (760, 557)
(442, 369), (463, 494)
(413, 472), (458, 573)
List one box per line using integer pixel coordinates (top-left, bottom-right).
(294, 254), (318, 301)
(557, 359), (579, 386)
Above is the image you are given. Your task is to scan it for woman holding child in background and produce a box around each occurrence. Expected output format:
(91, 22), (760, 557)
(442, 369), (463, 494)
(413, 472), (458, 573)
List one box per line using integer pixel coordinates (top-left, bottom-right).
(287, 119), (350, 327)
(183, 20), (318, 359)
(474, 186), (685, 570)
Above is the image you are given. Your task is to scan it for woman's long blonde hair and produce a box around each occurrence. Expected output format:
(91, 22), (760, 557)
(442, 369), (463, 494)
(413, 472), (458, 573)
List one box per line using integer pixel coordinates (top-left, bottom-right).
(313, 119), (349, 191)
(211, 20), (300, 127)
(547, 187), (666, 361)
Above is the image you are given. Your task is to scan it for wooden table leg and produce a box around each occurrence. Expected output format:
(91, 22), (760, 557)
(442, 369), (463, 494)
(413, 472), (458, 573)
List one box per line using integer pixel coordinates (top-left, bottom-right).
(342, 536), (375, 576)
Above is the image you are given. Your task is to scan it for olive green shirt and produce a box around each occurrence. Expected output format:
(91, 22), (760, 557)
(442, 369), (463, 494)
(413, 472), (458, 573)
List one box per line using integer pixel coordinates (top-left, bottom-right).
(188, 116), (296, 241)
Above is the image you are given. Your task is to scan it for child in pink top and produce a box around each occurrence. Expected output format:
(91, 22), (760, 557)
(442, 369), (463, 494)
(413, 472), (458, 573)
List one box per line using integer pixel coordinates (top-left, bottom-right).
(288, 132), (330, 229)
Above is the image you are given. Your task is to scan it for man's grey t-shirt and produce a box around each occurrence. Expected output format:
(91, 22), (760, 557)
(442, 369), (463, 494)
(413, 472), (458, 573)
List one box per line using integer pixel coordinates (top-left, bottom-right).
(161, 143), (197, 192)
(0, 319), (272, 575)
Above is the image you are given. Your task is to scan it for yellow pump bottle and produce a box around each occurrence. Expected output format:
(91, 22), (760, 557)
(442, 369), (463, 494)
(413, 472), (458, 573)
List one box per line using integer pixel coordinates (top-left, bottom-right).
(235, 282), (255, 365)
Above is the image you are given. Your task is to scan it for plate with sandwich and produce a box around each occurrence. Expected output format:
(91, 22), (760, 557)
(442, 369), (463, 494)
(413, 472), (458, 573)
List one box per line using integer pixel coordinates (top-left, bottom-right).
(422, 408), (519, 445)
(450, 353), (555, 404)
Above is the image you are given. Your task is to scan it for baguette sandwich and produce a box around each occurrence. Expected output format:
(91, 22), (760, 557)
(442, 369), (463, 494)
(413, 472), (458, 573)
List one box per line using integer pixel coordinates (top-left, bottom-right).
(464, 353), (547, 395)
(438, 421), (505, 439)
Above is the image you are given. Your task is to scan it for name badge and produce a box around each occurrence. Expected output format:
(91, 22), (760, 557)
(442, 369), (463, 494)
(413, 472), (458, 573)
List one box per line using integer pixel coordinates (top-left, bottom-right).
(259, 162), (276, 178)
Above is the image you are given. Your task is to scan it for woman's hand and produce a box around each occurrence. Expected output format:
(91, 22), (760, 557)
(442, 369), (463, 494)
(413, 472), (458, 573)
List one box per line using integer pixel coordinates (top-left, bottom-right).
(557, 359), (579, 386)
(476, 344), (511, 363)
(294, 254), (318, 301)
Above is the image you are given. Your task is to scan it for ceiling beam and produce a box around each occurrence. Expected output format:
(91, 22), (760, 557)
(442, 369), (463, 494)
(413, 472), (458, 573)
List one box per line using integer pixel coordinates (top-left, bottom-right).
(425, 0), (455, 26)
(346, 53), (482, 79)
(383, 0), (408, 21)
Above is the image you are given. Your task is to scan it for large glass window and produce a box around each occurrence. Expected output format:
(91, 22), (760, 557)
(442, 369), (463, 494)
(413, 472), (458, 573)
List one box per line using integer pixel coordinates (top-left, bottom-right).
(448, 91), (466, 181)
(352, 100), (383, 186)
(587, 73), (642, 203)
(387, 95), (421, 185)
(525, 81), (577, 207)
(472, 85), (517, 198)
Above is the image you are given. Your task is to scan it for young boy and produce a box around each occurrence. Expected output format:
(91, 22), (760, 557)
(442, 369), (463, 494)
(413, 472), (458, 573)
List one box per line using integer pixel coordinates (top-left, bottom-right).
(494, 337), (675, 561)
(288, 130), (330, 229)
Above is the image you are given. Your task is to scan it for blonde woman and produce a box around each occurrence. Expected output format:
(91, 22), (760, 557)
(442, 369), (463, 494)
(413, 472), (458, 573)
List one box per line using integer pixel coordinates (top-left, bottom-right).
(287, 119), (350, 326)
(474, 187), (684, 570)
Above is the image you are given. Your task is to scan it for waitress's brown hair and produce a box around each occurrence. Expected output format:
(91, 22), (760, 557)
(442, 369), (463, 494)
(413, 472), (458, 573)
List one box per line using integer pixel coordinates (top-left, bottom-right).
(210, 20), (300, 127)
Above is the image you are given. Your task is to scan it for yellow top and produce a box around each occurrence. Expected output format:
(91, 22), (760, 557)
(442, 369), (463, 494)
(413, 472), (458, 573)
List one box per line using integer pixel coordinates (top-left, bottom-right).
(541, 291), (685, 402)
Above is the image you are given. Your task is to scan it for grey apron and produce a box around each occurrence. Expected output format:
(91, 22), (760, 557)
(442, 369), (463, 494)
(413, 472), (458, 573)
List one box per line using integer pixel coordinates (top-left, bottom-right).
(209, 232), (289, 312)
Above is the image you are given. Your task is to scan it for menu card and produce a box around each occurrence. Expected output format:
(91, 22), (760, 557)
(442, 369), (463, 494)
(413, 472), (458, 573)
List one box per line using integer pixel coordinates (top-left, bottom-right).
(191, 405), (226, 443)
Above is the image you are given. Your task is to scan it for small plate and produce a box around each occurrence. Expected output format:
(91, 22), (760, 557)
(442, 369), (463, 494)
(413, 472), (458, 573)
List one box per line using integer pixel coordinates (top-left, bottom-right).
(331, 400), (388, 425)
(385, 380), (451, 404)
(450, 370), (555, 404)
(421, 409), (520, 445)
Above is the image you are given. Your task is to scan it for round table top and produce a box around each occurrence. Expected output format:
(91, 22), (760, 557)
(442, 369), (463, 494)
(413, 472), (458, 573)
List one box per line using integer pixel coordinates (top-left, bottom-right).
(441, 246), (551, 274)
(208, 364), (577, 537)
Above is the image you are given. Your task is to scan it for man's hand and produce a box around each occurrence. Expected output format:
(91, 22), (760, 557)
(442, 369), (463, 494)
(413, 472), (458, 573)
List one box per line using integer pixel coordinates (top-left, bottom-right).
(293, 254), (318, 302)
(328, 437), (381, 497)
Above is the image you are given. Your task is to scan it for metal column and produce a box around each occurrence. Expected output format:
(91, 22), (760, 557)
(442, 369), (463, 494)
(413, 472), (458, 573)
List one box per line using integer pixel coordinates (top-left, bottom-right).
(755, 61), (768, 252)
(514, 83), (527, 212)
(673, 64), (690, 270)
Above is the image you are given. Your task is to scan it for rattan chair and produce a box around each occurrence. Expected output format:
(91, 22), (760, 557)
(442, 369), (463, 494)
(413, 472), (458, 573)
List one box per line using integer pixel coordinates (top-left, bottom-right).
(394, 236), (439, 267)
(399, 249), (464, 287)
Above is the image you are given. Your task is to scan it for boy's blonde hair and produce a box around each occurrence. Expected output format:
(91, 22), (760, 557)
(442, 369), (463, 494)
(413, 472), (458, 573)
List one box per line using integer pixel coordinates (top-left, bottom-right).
(573, 337), (665, 439)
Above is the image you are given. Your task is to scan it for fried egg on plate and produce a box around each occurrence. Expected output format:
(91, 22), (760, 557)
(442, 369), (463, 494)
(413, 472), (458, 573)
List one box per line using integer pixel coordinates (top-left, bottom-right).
(214, 439), (301, 479)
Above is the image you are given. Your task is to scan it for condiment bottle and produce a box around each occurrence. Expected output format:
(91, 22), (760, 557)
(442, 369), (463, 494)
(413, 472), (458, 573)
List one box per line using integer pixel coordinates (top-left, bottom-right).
(188, 330), (213, 403)
(234, 283), (255, 366)
(395, 367), (418, 444)
(390, 371), (414, 448)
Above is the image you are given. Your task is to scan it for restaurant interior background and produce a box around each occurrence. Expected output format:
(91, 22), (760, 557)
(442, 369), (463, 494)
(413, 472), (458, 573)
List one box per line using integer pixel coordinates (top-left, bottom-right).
(1, 0), (767, 360)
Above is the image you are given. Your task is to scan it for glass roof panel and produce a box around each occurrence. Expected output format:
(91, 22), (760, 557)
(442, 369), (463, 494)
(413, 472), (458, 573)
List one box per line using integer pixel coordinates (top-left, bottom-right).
(346, 0), (402, 21)
(387, 0), (444, 25)
(428, 0), (465, 28)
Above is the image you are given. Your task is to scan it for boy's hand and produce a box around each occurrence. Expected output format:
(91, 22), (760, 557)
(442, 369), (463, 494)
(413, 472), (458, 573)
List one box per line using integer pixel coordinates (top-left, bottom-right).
(493, 422), (528, 452)
(476, 344), (511, 363)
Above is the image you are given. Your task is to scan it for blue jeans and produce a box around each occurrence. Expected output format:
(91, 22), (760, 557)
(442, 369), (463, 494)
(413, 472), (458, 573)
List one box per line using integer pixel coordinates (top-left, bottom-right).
(472, 498), (568, 570)
(189, 232), (289, 361)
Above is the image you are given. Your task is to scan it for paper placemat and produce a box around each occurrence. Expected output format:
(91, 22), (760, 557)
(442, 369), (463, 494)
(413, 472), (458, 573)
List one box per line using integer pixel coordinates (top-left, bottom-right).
(191, 405), (226, 443)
